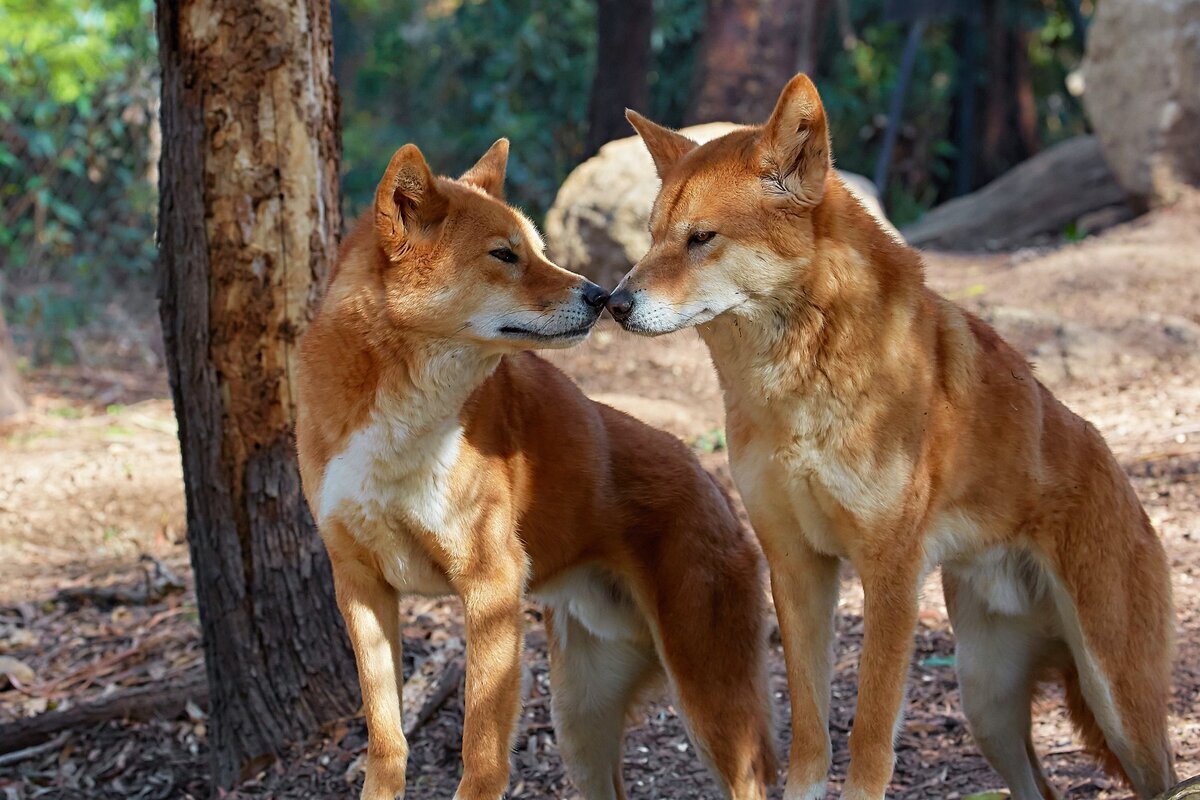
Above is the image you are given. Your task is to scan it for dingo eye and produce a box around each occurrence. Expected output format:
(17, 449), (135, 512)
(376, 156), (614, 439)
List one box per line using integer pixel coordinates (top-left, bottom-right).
(688, 231), (716, 247)
(490, 247), (519, 264)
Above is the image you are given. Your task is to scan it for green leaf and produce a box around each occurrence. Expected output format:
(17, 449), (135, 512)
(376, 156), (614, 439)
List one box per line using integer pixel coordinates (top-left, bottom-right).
(920, 655), (956, 668)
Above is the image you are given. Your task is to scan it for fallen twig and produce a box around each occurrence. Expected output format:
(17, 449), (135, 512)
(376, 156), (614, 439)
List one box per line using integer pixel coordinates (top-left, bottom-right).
(0, 670), (207, 753)
(0, 732), (68, 767)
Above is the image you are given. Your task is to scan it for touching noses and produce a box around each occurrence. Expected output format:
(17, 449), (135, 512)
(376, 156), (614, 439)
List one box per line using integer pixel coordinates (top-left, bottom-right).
(606, 283), (634, 322)
(581, 281), (609, 310)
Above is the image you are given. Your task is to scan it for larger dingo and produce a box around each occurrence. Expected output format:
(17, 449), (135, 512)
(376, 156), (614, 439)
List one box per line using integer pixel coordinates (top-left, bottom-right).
(608, 75), (1176, 800)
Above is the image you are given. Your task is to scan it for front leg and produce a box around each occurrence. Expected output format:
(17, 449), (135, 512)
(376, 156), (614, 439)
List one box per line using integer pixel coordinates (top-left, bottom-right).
(843, 547), (921, 800)
(451, 556), (527, 800)
(761, 530), (841, 800)
(327, 527), (408, 800)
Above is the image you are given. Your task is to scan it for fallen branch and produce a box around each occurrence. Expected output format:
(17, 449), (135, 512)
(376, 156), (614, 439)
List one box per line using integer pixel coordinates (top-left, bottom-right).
(0, 670), (207, 753)
(902, 135), (1130, 250)
(54, 556), (185, 609)
(402, 637), (465, 738)
(403, 658), (463, 738)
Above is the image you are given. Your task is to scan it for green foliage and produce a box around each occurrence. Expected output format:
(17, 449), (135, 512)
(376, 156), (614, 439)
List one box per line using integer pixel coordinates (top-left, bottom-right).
(0, 0), (153, 103)
(646, 0), (706, 125)
(338, 0), (595, 219)
(1, 0), (1094, 366)
(0, 0), (157, 363)
(336, 0), (703, 220)
(815, 0), (1089, 226)
(819, 15), (959, 226)
(1027, 4), (1089, 144)
(693, 428), (727, 454)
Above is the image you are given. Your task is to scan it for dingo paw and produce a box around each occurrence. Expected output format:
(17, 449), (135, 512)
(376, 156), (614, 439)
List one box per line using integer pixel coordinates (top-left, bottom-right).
(360, 751), (406, 800)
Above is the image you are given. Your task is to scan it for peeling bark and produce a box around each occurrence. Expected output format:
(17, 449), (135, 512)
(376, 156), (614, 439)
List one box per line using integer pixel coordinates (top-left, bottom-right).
(155, 0), (358, 787)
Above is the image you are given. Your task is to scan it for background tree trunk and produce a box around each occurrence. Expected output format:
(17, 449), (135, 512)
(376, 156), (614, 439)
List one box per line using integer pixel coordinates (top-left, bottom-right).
(585, 0), (654, 156)
(688, 0), (832, 124)
(789, 0), (833, 76)
(0, 309), (26, 420)
(155, 0), (359, 788)
(975, 0), (1039, 186)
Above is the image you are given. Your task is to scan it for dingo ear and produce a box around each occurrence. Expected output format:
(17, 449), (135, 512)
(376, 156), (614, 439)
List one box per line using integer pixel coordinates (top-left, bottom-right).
(460, 138), (509, 199)
(759, 74), (831, 206)
(626, 109), (698, 178)
(375, 144), (448, 257)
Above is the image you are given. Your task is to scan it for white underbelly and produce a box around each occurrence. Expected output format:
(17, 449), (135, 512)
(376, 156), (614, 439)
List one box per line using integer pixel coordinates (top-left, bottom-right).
(534, 565), (648, 643)
(946, 545), (1050, 618)
(376, 528), (455, 596)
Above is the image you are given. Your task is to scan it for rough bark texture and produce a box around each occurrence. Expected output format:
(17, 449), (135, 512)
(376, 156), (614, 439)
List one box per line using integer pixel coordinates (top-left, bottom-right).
(585, 0), (654, 156)
(688, 0), (832, 124)
(902, 135), (1129, 250)
(155, 0), (358, 788)
(0, 309), (24, 420)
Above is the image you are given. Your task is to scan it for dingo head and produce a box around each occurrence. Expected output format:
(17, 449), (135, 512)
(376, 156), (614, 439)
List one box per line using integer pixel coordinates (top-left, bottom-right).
(343, 139), (608, 350)
(607, 74), (833, 335)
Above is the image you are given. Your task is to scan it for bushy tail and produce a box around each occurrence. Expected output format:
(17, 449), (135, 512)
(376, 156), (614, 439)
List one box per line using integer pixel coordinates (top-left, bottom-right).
(1060, 663), (1133, 788)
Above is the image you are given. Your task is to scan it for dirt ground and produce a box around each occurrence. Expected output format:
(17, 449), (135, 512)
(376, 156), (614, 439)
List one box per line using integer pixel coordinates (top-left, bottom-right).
(1, 196), (1198, 799)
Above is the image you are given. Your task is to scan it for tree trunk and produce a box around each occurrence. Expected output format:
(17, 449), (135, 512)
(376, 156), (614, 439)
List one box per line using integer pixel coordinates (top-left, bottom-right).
(688, 0), (832, 125)
(975, 0), (1039, 186)
(0, 309), (25, 420)
(790, 0), (833, 76)
(585, 0), (654, 157)
(155, 0), (359, 789)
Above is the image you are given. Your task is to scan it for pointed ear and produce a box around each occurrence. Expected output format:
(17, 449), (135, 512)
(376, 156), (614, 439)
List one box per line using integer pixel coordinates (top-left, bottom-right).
(459, 138), (509, 199)
(626, 109), (698, 178)
(375, 143), (448, 258)
(758, 74), (831, 206)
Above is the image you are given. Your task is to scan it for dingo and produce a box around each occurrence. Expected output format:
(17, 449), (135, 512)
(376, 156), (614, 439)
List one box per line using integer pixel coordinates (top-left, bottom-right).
(297, 140), (775, 800)
(609, 75), (1176, 800)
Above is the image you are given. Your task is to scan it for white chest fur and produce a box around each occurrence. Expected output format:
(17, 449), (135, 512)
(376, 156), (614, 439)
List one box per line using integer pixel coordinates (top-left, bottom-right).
(315, 349), (497, 595)
(318, 413), (465, 595)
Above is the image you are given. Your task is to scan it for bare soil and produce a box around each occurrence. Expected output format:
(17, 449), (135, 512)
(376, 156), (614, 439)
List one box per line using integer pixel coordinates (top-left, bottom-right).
(1, 196), (1198, 799)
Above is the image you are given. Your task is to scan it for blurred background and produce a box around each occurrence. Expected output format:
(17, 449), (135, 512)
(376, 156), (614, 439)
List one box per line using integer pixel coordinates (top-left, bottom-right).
(1, 0), (1101, 369)
(2, 2), (1199, 799)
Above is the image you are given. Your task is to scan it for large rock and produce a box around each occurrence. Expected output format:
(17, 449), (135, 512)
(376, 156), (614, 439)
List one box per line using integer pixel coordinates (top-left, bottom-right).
(545, 122), (893, 288)
(902, 135), (1130, 251)
(1082, 0), (1200, 205)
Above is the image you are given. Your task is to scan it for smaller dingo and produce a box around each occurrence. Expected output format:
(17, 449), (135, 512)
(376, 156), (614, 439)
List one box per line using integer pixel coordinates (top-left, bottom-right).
(297, 140), (775, 800)
(609, 75), (1176, 800)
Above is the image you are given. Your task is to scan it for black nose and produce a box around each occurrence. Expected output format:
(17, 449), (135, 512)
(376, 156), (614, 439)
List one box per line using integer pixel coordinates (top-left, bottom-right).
(607, 288), (634, 322)
(581, 281), (609, 309)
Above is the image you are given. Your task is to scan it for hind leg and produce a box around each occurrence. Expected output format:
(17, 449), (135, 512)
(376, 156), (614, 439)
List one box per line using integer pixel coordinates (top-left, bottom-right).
(546, 606), (660, 800)
(944, 568), (1059, 800)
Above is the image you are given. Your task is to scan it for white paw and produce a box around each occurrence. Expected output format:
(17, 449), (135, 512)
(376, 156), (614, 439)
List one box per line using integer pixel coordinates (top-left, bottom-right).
(783, 782), (827, 800)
